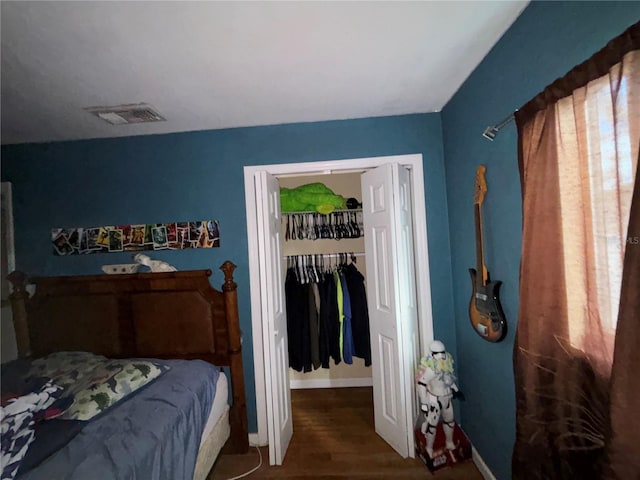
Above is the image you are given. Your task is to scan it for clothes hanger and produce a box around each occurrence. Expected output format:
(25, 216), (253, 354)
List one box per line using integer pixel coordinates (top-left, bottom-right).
(312, 254), (320, 283)
(285, 215), (291, 241)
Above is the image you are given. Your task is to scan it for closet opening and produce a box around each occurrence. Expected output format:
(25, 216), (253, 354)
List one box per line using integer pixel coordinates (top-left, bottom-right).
(280, 171), (372, 393)
(244, 154), (434, 464)
(280, 170), (377, 454)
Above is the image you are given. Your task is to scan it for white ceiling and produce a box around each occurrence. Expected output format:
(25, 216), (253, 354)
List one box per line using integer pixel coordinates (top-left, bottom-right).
(0, 1), (528, 146)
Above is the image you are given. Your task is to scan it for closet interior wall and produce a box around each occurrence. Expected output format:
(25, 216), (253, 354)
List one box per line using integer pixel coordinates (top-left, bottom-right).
(279, 172), (372, 389)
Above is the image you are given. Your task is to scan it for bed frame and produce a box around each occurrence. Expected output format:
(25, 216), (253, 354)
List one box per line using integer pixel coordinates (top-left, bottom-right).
(8, 261), (249, 456)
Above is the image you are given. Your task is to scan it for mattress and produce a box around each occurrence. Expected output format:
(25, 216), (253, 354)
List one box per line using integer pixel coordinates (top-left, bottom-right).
(193, 408), (230, 480)
(199, 371), (228, 447)
(193, 372), (230, 480)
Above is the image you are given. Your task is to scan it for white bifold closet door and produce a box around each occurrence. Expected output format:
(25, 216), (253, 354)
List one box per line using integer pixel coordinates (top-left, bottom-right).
(255, 171), (292, 465)
(361, 163), (419, 458)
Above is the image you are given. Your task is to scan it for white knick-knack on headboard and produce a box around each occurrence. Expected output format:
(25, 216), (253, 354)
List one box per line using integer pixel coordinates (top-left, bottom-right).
(133, 253), (177, 272)
(102, 264), (139, 275)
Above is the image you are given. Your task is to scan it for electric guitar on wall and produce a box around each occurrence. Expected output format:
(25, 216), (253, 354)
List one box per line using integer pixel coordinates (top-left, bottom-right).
(469, 165), (507, 342)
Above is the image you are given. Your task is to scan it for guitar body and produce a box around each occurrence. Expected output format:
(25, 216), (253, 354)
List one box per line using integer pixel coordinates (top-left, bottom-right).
(468, 269), (506, 342)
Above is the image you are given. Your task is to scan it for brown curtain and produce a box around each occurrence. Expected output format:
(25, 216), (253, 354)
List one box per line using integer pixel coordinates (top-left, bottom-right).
(513, 22), (640, 479)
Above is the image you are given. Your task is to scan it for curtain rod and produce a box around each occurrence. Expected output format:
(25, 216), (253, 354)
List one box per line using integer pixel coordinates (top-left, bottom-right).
(482, 110), (518, 141)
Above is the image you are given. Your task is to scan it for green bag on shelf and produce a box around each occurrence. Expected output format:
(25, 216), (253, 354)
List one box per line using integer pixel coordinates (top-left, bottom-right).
(280, 183), (347, 214)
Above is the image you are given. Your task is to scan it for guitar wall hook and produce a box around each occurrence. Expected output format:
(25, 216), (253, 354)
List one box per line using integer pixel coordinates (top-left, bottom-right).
(469, 165), (507, 342)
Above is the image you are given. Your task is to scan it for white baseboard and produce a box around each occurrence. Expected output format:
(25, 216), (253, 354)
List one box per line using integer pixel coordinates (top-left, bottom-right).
(472, 447), (497, 480)
(290, 377), (373, 389)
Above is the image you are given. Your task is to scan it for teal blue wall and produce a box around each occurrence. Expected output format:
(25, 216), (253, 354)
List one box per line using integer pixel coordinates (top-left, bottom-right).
(441, 2), (639, 479)
(3, 2), (639, 476)
(0, 113), (456, 436)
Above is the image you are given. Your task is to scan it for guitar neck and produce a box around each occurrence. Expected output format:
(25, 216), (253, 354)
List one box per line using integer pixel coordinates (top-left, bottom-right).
(474, 203), (487, 286)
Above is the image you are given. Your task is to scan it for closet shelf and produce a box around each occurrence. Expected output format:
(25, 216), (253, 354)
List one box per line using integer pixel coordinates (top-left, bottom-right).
(284, 252), (365, 259)
(282, 208), (362, 215)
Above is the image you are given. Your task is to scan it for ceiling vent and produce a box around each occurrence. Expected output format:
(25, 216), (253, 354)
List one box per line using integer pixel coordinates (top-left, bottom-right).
(85, 103), (165, 125)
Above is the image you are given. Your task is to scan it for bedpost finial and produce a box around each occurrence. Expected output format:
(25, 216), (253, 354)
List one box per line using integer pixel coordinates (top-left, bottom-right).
(220, 261), (237, 291)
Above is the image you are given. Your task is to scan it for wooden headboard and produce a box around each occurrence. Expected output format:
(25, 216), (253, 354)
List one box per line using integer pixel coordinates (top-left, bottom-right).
(8, 261), (248, 454)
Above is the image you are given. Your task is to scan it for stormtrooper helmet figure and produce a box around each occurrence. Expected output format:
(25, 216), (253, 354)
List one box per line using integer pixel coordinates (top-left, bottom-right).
(417, 339), (460, 457)
(429, 340), (446, 359)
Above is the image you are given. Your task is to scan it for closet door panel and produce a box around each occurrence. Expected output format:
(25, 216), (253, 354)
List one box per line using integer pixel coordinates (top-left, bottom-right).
(395, 165), (419, 457)
(256, 171), (292, 465)
(362, 164), (409, 458)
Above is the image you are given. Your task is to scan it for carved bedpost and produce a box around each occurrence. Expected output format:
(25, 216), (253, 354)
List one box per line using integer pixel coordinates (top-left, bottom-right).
(220, 261), (249, 454)
(7, 271), (32, 357)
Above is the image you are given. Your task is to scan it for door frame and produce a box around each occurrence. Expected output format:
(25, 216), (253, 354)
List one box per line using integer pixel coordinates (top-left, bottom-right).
(244, 153), (434, 446)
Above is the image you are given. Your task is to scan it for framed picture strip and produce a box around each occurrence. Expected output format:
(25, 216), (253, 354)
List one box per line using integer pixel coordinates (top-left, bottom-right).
(52, 220), (220, 256)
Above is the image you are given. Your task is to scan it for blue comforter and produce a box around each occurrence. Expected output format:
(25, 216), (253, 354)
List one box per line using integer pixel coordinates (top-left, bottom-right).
(17, 359), (220, 480)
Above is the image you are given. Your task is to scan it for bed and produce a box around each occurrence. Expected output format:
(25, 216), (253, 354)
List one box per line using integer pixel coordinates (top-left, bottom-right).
(3, 261), (249, 479)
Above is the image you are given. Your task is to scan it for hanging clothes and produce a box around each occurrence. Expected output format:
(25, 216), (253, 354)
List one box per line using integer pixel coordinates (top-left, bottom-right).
(314, 280), (331, 369)
(319, 272), (341, 366)
(308, 284), (321, 370)
(333, 270), (344, 357)
(284, 254), (371, 372)
(340, 269), (355, 365)
(343, 262), (371, 366)
(285, 267), (312, 372)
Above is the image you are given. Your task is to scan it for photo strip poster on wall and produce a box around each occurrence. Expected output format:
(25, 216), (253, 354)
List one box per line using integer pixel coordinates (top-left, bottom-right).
(52, 220), (220, 256)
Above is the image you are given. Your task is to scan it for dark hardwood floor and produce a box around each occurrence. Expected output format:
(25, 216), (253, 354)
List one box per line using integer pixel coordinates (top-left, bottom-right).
(211, 387), (484, 479)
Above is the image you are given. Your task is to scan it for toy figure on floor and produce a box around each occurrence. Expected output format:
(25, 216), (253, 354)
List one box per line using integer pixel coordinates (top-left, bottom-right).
(416, 340), (464, 458)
